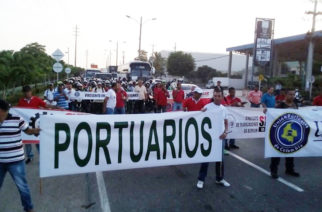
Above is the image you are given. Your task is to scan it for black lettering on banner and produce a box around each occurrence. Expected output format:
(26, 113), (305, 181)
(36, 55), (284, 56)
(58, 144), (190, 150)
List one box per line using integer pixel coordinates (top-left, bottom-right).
(114, 122), (129, 163)
(314, 121), (322, 137)
(95, 122), (111, 165)
(163, 119), (176, 159)
(55, 123), (71, 169)
(145, 120), (160, 161)
(130, 121), (144, 162)
(178, 119), (183, 158)
(74, 122), (92, 167)
(201, 117), (212, 156)
(185, 118), (199, 158)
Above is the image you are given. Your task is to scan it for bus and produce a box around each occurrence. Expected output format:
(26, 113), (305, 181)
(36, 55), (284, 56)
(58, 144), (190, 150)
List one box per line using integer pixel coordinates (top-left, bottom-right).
(117, 61), (154, 80)
(84, 69), (101, 80)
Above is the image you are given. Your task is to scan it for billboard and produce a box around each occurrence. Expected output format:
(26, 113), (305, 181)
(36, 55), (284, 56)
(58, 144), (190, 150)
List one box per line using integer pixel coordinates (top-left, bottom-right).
(253, 18), (275, 66)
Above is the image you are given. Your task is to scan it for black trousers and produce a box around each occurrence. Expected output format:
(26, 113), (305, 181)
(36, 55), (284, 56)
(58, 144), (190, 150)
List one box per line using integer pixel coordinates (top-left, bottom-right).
(156, 105), (167, 113)
(134, 100), (145, 114)
(198, 162), (224, 182)
(270, 157), (294, 173)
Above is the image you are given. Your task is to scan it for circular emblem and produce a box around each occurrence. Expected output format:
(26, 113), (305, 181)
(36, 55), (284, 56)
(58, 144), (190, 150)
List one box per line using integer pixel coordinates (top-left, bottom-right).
(75, 91), (80, 97)
(270, 113), (310, 153)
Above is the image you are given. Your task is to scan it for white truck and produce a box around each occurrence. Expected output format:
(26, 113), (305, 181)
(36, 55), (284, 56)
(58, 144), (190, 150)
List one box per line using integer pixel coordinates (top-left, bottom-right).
(205, 77), (229, 89)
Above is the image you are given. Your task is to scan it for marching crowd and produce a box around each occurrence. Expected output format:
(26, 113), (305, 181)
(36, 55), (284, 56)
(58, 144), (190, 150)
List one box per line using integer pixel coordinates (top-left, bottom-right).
(1, 77), (322, 211)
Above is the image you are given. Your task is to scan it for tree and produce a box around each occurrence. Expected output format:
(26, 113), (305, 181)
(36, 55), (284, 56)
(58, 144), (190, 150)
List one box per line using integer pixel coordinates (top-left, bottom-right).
(167, 51), (195, 76)
(0, 42), (83, 99)
(150, 52), (166, 77)
(136, 50), (148, 61)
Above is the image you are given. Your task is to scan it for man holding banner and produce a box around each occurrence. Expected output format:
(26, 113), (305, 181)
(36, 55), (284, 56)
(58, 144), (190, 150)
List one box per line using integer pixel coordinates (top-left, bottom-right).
(197, 90), (230, 189)
(0, 99), (40, 212)
(18, 85), (51, 164)
(268, 89), (300, 179)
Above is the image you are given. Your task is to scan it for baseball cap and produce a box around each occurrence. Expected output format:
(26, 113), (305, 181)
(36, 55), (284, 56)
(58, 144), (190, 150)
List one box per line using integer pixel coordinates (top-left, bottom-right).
(194, 87), (203, 94)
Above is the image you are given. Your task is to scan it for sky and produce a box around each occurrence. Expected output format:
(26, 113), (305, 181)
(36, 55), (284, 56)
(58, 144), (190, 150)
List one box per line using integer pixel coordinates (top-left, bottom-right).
(0, 0), (321, 69)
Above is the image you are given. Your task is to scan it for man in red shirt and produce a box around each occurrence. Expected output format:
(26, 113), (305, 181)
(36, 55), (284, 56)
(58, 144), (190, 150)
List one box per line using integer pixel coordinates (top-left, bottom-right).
(155, 83), (169, 113)
(17, 85), (50, 164)
(18, 85), (47, 109)
(172, 82), (185, 111)
(223, 87), (245, 150)
(115, 82), (128, 114)
(275, 89), (286, 104)
(313, 89), (322, 106)
(183, 88), (207, 111)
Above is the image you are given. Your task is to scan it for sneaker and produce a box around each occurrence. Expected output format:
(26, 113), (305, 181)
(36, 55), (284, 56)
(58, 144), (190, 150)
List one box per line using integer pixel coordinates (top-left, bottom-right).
(224, 150), (229, 155)
(271, 172), (279, 179)
(230, 144), (239, 149)
(196, 180), (204, 189)
(216, 179), (230, 187)
(25, 158), (33, 164)
(285, 170), (300, 177)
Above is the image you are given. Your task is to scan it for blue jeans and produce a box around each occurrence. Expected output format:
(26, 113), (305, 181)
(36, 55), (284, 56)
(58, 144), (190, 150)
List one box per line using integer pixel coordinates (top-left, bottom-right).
(172, 102), (183, 111)
(0, 160), (33, 211)
(114, 107), (125, 114)
(106, 108), (114, 114)
(25, 144), (39, 159)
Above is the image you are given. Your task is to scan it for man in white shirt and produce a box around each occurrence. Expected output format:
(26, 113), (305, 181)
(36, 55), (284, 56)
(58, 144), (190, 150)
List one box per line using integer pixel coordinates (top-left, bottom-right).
(196, 90), (230, 189)
(103, 82), (117, 114)
(44, 83), (56, 106)
(64, 81), (76, 110)
(134, 80), (147, 114)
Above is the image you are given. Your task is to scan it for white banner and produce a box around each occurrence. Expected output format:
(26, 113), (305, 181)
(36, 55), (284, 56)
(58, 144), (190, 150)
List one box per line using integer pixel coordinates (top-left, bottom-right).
(71, 91), (139, 101)
(10, 106), (267, 145)
(40, 110), (224, 177)
(71, 89), (214, 101)
(10, 107), (84, 143)
(265, 107), (322, 158)
(226, 107), (266, 139)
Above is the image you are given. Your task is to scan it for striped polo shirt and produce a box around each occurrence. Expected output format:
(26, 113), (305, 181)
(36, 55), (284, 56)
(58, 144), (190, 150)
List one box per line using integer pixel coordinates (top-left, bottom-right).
(0, 113), (29, 163)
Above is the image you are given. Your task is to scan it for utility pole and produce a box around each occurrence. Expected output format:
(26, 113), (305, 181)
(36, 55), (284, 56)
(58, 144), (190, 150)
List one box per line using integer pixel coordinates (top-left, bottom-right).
(116, 41), (119, 66)
(74, 25), (79, 67)
(65, 48), (70, 64)
(151, 44), (155, 56)
(174, 42), (177, 52)
(139, 16), (142, 57)
(305, 0), (322, 98)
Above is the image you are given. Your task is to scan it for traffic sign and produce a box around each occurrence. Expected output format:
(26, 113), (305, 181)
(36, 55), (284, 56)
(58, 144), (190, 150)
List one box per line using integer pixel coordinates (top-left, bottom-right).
(53, 62), (63, 73)
(65, 67), (71, 74)
(311, 76), (315, 83)
(259, 74), (264, 81)
(52, 49), (64, 61)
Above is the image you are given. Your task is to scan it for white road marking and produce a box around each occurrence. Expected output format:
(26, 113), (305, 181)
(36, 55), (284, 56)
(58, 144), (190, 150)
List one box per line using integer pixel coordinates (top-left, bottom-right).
(96, 171), (112, 212)
(228, 151), (304, 192)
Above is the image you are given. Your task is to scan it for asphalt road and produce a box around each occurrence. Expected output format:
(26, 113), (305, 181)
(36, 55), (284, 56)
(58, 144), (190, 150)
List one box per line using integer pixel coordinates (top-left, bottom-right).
(1, 137), (322, 212)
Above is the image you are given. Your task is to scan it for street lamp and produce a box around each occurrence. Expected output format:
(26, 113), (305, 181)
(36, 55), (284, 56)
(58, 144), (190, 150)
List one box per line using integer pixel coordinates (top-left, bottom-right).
(126, 15), (157, 58)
